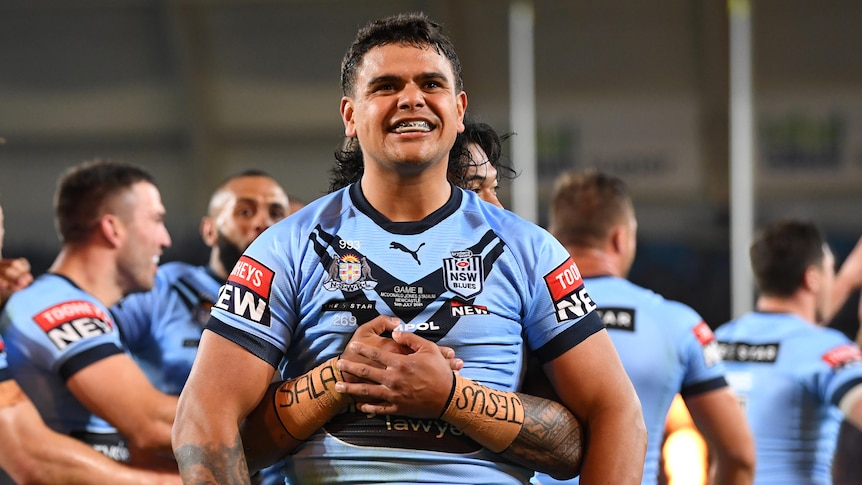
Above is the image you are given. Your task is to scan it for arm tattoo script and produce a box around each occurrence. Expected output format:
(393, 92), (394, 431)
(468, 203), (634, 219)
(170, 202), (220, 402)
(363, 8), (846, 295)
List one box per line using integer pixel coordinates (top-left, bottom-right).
(174, 433), (252, 485)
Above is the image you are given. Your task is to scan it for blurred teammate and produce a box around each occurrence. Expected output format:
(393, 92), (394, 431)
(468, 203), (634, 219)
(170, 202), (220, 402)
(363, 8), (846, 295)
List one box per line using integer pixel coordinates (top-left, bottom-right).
(173, 12), (645, 484)
(0, 199), (179, 484)
(0, 204), (32, 309)
(0, 160), (178, 470)
(715, 219), (862, 483)
(535, 170), (754, 485)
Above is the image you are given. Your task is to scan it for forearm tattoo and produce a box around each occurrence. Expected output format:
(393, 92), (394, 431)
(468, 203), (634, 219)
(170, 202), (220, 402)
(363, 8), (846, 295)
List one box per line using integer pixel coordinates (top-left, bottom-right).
(174, 433), (251, 485)
(503, 393), (584, 477)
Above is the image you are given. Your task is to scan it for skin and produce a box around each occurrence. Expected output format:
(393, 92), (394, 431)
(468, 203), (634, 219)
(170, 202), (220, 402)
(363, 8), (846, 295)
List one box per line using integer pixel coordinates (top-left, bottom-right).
(200, 175), (289, 279)
(173, 41), (633, 483)
(462, 142), (503, 208)
(0, 205), (33, 308)
(50, 181), (178, 467)
(560, 211), (754, 484)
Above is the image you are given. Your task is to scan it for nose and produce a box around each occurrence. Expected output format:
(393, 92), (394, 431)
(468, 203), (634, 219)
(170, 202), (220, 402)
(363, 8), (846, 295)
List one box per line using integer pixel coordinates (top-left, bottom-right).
(398, 83), (425, 110)
(161, 225), (172, 249)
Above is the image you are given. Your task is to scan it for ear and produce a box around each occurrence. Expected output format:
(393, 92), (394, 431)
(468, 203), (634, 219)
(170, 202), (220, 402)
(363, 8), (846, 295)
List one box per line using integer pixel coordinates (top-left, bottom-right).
(200, 216), (217, 248)
(99, 214), (124, 248)
(341, 97), (356, 137)
(610, 224), (627, 255)
(456, 91), (468, 133)
(803, 264), (822, 293)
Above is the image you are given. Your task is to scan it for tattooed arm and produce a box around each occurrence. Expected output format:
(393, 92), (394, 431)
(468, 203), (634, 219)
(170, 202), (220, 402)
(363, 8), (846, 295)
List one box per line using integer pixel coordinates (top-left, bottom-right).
(172, 330), (276, 485)
(336, 327), (585, 480)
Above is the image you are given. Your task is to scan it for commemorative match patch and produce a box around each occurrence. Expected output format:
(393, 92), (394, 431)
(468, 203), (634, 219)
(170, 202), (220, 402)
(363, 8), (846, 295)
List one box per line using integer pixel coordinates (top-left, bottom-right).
(543, 258), (596, 323)
(822, 344), (862, 370)
(33, 300), (114, 351)
(214, 256), (275, 326)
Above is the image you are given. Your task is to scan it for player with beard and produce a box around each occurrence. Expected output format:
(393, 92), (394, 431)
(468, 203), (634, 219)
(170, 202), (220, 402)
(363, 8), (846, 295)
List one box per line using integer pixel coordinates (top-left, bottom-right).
(111, 169), (289, 396)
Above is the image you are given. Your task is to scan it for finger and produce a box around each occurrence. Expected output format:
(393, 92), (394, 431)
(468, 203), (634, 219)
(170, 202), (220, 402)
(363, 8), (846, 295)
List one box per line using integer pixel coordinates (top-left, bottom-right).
(343, 341), (404, 368)
(334, 380), (393, 403)
(336, 357), (390, 384)
(355, 315), (401, 337)
(355, 401), (399, 415)
(390, 330), (436, 354)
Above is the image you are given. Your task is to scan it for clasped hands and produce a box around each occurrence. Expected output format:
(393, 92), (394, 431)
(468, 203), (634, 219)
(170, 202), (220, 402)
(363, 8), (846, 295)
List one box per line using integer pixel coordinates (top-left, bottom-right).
(335, 315), (464, 418)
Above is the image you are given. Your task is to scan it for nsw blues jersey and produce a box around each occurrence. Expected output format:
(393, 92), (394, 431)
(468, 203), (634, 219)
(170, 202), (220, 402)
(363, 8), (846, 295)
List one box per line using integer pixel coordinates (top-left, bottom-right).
(715, 312), (862, 484)
(0, 274), (125, 441)
(535, 276), (727, 485)
(206, 184), (604, 484)
(112, 262), (221, 395)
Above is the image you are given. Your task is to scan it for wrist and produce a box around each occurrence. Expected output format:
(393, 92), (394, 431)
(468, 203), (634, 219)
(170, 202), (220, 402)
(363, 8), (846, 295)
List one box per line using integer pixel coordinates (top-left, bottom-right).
(273, 357), (351, 441)
(440, 373), (525, 453)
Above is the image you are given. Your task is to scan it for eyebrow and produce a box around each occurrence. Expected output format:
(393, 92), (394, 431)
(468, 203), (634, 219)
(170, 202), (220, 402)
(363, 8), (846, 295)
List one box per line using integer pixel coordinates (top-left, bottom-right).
(366, 72), (449, 87)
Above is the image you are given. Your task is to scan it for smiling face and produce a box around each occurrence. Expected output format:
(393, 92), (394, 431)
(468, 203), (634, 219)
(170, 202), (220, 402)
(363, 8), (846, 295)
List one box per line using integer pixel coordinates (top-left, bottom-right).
(114, 181), (171, 294)
(340, 43), (467, 177)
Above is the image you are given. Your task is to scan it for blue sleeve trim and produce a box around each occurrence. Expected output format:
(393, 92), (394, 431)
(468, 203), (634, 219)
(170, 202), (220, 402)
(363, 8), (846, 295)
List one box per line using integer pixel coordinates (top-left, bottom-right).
(831, 376), (862, 408)
(533, 311), (605, 364)
(680, 376), (728, 398)
(59, 343), (124, 381)
(204, 317), (283, 369)
(0, 367), (11, 382)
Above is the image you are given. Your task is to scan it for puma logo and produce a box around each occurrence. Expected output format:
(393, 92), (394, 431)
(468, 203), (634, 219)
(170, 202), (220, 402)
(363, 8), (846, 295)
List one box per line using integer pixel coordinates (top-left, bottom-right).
(389, 242), (425, 265)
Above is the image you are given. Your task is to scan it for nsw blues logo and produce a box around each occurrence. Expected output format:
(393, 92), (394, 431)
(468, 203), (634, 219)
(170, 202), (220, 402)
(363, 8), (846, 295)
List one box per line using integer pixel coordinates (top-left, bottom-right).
(443, 250), (484, 300)
(324, 253), (377, 292)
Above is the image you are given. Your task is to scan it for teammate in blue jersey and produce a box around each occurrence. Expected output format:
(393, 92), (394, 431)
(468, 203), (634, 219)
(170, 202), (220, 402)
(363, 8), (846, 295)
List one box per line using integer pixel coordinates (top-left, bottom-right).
(0, 204), (32, 311)
(111, 169), (289, 395)
(0, 200), (179, 484)
(714, 220), (862, 484)
(0, 160), (179, 471)
(173, 12), (646, 485)
(535, 170), (755, 485)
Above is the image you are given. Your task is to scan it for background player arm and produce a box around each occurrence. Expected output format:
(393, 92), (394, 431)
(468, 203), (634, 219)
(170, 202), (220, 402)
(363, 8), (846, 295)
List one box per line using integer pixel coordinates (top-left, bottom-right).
(838, 381), (862, 430)
(172, 329), (276, 484)
(0, 379), (181, 485)
(544, 329), (647, 484)
(825, 235), (862, 324)
(66, 353), (178, 466)
(683, 387), (756, 485)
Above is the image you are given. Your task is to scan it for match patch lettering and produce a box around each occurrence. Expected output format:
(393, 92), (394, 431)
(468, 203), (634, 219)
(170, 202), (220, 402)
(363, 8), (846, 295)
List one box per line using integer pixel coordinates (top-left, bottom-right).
(32, 300), (113, 351)
(215, 256), (275, 326)
(598, 308), (635, 331)
(717, 341), (779, 363)
(228, 256), (274, 297)
(543, 258), (596, 322)
(822, 344), (862, 370)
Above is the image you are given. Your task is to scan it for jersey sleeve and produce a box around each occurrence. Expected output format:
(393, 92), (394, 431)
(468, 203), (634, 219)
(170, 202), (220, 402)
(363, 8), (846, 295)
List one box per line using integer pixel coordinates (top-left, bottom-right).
(812, 335), (862, 407)
(673, 304), (728, 396)
(0, 338), (11, 383)
(518, 230), (604, 364)
(205, 227), (298, 368)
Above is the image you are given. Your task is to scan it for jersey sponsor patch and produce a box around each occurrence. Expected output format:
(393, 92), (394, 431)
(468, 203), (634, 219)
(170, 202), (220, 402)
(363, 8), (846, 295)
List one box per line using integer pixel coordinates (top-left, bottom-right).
(598, 307), (635, 331)
(442, 250), (484, 300)
(215, 256), (275, 326)
(32, 300), (114, 351)
(450, 301), (490, 317)
(717, 341), (780, 363)
(543, 258), (596, 323)
(694, 322), (721, 367)
(822, 344), (862, 370)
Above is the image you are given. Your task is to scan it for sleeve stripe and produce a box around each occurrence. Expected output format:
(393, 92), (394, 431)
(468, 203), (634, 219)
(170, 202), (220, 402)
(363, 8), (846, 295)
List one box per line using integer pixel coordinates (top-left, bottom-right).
(59, 343), (124, 381)
(832, 376), (862, 408)
(204, 317), (283, 369)
(680, 376), (728, 398)
(533, 310), (605, 364)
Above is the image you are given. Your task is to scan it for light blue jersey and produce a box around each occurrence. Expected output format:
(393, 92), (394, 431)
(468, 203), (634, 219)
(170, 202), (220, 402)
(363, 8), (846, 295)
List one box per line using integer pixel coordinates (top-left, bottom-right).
(715, 312), (862, 485)
(535, 276), (727, 485)
(0, 274), (130, 461)
(112, 262), (221, 395)
(206, 183), (604, 484)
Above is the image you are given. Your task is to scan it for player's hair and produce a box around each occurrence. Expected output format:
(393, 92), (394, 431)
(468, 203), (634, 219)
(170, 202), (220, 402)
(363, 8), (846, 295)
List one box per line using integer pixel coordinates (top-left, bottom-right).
(749, 219), (826, 297)
(340, 12), (463, 97)
(54, 159), (157, 244)
(447, 117), (516, 189)
(549, 170), (635, 249)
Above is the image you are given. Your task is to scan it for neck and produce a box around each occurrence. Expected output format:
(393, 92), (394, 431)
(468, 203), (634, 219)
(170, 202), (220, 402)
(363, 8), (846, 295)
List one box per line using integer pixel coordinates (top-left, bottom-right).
(50, 245), (123, 307)
(755, 294), (816, 323)
(359, 164), (451, 222)
(563, 245), (625, 278)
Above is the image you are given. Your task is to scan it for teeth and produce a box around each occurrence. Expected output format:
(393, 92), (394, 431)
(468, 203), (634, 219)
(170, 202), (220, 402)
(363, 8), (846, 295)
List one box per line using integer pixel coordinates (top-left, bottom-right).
(393, 121), (431, 133)
(152, 256), (160, 265)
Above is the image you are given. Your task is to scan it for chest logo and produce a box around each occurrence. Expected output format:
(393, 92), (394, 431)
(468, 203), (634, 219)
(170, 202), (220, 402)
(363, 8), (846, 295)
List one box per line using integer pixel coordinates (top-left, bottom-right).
(443, 250), (484, 300)
(390, 242), (425, 265)
(324, 254), (378, 292)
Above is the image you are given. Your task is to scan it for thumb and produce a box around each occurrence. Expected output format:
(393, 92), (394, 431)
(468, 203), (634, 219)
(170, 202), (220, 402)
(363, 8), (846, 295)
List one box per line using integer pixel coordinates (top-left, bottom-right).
(391, 328), (434, 353)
